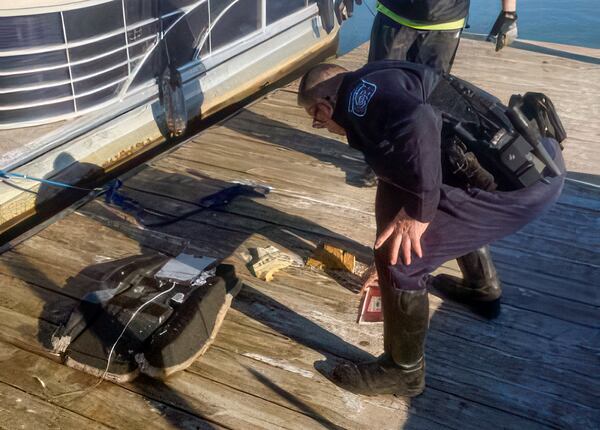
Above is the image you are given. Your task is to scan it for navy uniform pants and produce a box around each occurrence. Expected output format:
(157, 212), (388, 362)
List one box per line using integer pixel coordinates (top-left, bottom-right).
(374, 139), (566, 292)
(368, 13), (462, 73)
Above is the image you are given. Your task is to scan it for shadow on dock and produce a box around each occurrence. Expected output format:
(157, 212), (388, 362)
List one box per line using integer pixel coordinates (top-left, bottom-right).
(223, 108), (371, 187)
(1, 163), (378, 427)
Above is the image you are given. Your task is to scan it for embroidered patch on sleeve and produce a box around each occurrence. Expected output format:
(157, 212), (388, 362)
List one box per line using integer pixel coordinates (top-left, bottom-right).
(348, 79), (377, 117)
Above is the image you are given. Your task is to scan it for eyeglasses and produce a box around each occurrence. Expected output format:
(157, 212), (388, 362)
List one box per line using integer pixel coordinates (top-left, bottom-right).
(309, 104), (326, 129)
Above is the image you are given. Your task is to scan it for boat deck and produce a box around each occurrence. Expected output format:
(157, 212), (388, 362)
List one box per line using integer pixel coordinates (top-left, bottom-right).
(0, 38), (598, 429)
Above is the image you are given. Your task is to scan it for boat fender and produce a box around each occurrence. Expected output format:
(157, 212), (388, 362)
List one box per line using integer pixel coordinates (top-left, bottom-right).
(104, 180), (270, 227)
(160, 65), (187, 137)
(318, 0), (336, 33)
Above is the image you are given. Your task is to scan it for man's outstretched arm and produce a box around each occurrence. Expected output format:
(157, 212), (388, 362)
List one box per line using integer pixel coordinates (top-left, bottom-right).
(370, 103), (442, 265)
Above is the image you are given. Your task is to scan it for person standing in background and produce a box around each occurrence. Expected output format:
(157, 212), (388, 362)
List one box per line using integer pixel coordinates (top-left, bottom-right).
(369, 0), (518, 72)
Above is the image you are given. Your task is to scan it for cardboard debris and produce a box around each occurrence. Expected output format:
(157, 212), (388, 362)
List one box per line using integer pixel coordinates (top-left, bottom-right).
(306, 243), (356, 272)
(358, 284), (383, 324)
(303, 244), (379, 323)
(248, 246), (296, 282)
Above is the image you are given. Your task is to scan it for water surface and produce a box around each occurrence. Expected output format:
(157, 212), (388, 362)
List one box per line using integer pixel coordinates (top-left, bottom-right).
(339, 0), (600, 54)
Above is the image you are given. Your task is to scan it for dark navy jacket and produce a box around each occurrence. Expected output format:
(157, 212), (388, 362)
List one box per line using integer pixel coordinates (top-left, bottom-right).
(332, 61), (443, 223)
(378, 0), (469, 23)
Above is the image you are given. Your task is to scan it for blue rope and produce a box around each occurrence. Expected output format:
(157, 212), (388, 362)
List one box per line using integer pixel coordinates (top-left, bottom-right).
(0, 170), (101, 192)
(0, 169), (270, 227)
(103, 180), (270, 227)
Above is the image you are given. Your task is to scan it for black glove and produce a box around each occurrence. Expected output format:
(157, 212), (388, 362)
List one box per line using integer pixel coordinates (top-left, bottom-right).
(335, 0), (362, 23)
(487, 11), (518, 51)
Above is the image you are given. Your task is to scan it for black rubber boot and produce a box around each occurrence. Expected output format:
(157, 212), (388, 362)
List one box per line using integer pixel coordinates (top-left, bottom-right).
(429, 246), (502, 319)
(331, 288), (429, 397)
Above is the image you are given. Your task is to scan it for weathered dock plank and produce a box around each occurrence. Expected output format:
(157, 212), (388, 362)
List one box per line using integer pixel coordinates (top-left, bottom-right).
(0, 37), (599, 429)
(0, 342), (220, 430)
(0, 381), (111, 430)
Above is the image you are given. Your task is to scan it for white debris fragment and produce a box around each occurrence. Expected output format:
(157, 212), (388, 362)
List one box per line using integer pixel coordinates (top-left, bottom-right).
(192, 268), (216, 287)
(242, 353), (314, 379)
(156, 254), (215, 282)
(33, 376), (46, 390)
(341, 391), (365, 413)
(93, 255), (114, 263)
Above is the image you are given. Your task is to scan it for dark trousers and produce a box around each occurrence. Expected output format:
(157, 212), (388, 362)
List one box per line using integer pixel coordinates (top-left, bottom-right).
(368, 13), (462, 73)
(374, 139), (566, 292)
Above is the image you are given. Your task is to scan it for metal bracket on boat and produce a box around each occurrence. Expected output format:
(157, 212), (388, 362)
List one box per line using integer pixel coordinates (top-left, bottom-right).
(318, 0), (360, 33)
(51, 254), (243, 382)
(160, 65), (188, 137)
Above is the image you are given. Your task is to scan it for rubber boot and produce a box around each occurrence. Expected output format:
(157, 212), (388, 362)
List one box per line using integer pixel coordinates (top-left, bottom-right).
(429, 246), (502, 319)
(331, 287), (429, 397)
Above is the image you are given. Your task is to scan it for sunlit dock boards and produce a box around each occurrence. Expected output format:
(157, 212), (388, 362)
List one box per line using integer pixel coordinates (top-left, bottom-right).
(0, 38), (598, 429)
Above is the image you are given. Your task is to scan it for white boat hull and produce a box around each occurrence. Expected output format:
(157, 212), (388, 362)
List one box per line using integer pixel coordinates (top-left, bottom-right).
(0, 4), (340, 236)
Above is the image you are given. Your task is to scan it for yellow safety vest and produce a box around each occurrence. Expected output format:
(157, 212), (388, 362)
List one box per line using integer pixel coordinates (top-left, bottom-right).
(376, 1), (466, 31)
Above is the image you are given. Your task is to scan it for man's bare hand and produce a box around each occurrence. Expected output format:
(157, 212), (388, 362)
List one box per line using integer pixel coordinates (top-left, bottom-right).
(374, 208), (429, 266)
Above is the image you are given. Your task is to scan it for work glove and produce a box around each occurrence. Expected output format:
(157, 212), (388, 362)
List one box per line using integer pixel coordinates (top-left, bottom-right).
(487, 11), (518, 51)
(335, 0), (362, 23)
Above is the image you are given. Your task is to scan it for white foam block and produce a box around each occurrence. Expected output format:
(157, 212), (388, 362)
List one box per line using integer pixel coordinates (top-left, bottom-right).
(155, 254), (216, 282)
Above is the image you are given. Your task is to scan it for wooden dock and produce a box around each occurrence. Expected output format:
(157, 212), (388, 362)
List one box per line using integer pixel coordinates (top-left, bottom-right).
(0, 38), (598, 429)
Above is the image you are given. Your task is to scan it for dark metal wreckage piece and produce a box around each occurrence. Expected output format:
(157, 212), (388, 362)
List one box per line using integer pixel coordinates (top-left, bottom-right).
(52, 254), (242, 382)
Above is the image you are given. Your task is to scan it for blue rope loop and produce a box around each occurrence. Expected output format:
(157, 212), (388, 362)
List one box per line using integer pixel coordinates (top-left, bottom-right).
(137, 183), (271, 227)
(0, 168), (270, 228)
(103, 179), (270, 227)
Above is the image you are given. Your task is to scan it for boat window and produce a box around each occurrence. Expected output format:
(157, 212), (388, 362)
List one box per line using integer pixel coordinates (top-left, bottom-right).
(127, 21), (161, 45)
(164, 2), (210, 67)
(71, 51), (128, 80)
(68, 34), (125, 63)
(0, 101), (74, 124)
(63, 2), (124, 42)
(0, 0), (320, 128)
(209, 0), (261, 52)
(0, 13), (63, 50)
(128, 37), (158, 61)
(76, 84), (123, 111)
(129, 0), (211, 88)
(73, 65), (129, 95)
(0, 51), (67, 75)
(266, 0), (306, 25)
(128, 53), (161, 90)
(0, 84), (72, 108)
(0, 68), (70, 91)
(125, 0), (158, 23)
(160, 0), (202, 16)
